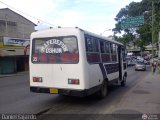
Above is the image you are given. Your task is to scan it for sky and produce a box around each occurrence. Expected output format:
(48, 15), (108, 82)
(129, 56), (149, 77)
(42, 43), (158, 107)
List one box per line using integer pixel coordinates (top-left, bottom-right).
(0, 0), (142, 36)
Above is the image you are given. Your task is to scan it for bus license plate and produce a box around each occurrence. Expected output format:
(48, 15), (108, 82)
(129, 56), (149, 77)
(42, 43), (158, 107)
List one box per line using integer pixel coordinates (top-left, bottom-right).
(50, 88), (58, 94)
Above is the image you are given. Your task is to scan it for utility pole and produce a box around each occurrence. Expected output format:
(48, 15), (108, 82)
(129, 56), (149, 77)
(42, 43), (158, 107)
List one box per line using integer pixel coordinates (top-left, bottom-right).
(5, 14), (8, 36)
(151, 0), (154, 60)
(159, 32), (160, 58)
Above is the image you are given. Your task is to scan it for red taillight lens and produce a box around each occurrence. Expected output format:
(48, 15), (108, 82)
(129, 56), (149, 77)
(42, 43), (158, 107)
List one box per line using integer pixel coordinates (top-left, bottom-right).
(33, 77), (43, 82)
(68, 79), (79, 85)
(71, 53), (78, 61)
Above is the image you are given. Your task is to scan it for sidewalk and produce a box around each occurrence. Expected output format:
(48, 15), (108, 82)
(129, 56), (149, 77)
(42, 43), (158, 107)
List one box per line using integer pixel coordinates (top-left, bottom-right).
(0, 71), (29, 78)
(113, 72), (160, 114)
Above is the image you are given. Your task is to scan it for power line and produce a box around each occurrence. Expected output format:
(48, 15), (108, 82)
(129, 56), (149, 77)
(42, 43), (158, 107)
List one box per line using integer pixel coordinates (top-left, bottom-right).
(0, 0), (58, 27)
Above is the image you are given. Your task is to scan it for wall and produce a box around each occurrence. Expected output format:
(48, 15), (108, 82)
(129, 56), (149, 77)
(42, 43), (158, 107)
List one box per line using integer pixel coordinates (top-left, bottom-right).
(0, 8), (34, 74)
(0, 8), (35, 38)
(0, 57), (16, 74)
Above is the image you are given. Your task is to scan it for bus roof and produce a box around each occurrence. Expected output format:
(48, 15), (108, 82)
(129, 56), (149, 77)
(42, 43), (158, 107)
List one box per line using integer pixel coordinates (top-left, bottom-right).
(31, 27), (123, 46)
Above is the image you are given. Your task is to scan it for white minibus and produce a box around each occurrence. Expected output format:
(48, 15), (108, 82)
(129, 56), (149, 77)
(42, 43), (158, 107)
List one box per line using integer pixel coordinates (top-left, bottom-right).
(29, 27), (127, 98)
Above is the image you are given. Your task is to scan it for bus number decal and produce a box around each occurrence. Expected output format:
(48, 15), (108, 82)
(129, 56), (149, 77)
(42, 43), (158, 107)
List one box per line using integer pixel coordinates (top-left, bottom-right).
(33, 57), (38, 62)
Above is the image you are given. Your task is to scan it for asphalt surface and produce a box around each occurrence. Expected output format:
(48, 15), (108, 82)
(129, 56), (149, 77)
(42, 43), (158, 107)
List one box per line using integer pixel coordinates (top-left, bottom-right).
(0, 66), (160, 120)
(38, 66), (160, 120)
(0, 75), (58, 114)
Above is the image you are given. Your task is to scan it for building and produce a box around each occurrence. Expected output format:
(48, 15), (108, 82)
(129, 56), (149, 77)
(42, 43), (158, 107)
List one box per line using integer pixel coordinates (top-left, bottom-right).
(127, 43), (157, 57)
(0, 8), (36, 74)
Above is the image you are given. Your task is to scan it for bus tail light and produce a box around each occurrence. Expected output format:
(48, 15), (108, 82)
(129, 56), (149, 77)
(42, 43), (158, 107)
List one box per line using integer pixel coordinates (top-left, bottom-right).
(33, 77), (43, 82)
(68, 79), (79, 85)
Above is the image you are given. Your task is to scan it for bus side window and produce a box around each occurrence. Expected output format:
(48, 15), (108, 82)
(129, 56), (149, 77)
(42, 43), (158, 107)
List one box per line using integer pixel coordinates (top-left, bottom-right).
(110, 43), (113, 53)
(85, 36), (100, 63)
(111, 43), (117, 62)
(85, 36), (93, 52)
(93, 38), (99, 52)
(105, 42), (110, 53)
(100, 41), (105, 53)
(105, 42), (111, 62)
(110, 43), (116, 54)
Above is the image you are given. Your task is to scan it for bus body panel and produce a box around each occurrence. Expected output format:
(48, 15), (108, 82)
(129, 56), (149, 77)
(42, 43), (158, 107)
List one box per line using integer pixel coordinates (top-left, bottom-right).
(103, 63), (119, 81)
(30, 28), (87, 90)
(85, 64), (103, 88)
(30, 64), (86, 90)
(29, 27), (127, 97)
(107, 72), (119, 81)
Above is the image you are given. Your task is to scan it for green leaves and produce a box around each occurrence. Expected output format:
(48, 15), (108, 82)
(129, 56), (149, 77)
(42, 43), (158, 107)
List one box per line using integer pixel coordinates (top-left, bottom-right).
(114, 0), (160, 48)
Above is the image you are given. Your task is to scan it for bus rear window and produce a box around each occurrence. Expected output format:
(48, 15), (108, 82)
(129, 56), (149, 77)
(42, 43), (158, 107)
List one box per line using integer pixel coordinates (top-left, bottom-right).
(32, 36), (79, 64)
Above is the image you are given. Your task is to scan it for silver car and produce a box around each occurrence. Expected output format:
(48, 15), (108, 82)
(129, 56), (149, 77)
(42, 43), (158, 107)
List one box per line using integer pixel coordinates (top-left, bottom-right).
(135, 61), (146, 71)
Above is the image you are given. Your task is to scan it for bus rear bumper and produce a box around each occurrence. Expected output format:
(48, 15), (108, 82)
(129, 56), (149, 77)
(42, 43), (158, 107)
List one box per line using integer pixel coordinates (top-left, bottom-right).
(30, 85), (101, 97)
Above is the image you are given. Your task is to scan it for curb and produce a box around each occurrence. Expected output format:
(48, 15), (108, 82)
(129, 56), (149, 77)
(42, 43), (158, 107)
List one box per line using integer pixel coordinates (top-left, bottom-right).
(0, 72), (29, 78)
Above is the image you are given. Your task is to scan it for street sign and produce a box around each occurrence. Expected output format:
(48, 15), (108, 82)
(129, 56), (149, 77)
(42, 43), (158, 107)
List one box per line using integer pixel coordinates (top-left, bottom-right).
(121, 16), (144, 29)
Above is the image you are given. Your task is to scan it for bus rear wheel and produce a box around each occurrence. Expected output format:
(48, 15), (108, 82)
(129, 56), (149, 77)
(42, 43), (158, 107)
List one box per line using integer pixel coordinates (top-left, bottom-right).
(98, 80), (108, 98)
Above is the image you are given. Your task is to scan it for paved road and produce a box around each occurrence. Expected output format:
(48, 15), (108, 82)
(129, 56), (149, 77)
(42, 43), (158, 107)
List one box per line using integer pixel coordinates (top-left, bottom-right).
(0, 66), (160, 120)
(38, 66), (160, 120)
(0, 74), (60, 114)
(39, 67), (150, 115)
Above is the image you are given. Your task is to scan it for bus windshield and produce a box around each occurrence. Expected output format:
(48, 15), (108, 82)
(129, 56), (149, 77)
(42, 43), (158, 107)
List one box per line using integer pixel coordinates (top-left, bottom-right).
(31, 36), (79, 64)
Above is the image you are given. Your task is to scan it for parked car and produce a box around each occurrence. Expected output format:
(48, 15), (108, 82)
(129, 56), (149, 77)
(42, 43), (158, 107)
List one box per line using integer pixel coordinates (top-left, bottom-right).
(136, 56), (144, 61)
(144, 60), (150, 65)
(130, 59), (137, 66)
(135, 61), (146, 71)
(126, 57), (136, 66)
(126, 57), (132, 66)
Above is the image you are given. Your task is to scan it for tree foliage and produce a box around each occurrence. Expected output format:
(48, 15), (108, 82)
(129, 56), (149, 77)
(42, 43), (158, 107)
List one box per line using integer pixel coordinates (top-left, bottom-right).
(113, 0), (160, 49)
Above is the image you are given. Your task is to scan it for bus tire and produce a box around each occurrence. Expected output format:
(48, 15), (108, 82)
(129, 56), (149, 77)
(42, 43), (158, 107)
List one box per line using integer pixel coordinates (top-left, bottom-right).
(98, 80), (108, 98)
(121, 75), (126, 87)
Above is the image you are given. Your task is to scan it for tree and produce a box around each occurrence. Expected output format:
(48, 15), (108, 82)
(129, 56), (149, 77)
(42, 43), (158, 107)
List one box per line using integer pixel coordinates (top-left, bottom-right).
(113, 0), (160, 48)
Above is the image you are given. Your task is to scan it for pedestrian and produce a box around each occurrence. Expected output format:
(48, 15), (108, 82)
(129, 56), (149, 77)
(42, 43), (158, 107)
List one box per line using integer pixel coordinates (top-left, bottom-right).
(152, 60), (157, 74)
(157, 59), (160, 73)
